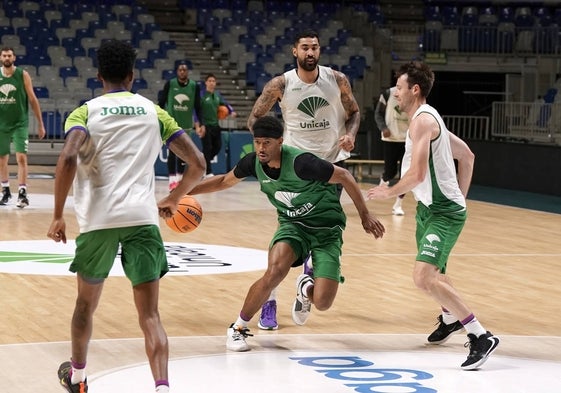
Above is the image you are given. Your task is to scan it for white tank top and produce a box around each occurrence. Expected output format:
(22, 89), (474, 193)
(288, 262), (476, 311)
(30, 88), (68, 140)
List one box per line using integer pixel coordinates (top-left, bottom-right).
(280, 66), (348, 163)
(401, 104), (466, 212)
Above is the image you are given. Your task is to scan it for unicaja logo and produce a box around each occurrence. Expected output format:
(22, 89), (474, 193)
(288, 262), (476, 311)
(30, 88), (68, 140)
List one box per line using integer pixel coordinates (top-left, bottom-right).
(297, 96), (329, 117)
(0, 84), (16, 103)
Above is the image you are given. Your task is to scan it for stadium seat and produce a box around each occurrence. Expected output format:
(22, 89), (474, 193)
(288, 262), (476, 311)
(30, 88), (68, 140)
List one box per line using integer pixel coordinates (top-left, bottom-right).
(34, 86), (49, 99)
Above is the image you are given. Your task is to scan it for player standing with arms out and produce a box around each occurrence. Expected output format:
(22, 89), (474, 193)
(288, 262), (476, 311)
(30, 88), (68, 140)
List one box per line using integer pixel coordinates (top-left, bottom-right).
(368, 61), (499, 370)
(0, 46), (46, 207)
(247, 29), (361, 330)
(47, 40), (205, 393)
(158, 61), (203, 191)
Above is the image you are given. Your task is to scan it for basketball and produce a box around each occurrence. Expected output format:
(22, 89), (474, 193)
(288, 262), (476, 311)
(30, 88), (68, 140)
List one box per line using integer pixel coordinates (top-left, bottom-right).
(217, 105), (229, 120)
(165, 195), (203, 233)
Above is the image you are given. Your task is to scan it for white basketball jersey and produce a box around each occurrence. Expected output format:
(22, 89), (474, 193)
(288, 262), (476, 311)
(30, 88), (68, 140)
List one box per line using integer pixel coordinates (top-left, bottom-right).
(401, 104), (466, 212)
(280, 66), (348, 163)
(67, 92), (166, 233)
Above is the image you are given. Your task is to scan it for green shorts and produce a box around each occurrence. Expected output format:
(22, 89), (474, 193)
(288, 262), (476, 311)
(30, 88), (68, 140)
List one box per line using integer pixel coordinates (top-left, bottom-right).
(415, 203), (466, 273)
(270, 221), (344, 282)
(70, 225), (168, 286)
(0, 122), (28, 155)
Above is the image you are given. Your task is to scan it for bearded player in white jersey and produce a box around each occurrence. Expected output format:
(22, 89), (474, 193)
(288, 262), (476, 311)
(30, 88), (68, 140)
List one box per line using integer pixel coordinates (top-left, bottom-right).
(247, 29), (362, 331)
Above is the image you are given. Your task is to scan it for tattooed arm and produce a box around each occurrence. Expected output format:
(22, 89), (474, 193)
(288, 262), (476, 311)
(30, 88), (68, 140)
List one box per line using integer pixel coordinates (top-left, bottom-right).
(247, 75), (285, 133)
(333, 69), (361, 152)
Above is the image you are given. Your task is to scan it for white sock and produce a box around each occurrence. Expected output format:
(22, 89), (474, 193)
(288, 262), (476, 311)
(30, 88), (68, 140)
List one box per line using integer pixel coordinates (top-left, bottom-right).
(1, 181), (8, 188)
(442, 310), (458, 325)
(234, 316), (248, 329)
(393, 197), (402, 207)
(70, 366), (86, 384)
(168, 175), (177, 185)
(463, 316), (487, 337)
(156, 385), (170, 393)
(266, 287), (277, 302)
(379, 178), (389, 186)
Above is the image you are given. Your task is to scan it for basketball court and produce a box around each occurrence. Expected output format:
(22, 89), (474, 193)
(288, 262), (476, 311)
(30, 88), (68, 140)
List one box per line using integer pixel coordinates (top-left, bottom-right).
(1, 166), (560, 392)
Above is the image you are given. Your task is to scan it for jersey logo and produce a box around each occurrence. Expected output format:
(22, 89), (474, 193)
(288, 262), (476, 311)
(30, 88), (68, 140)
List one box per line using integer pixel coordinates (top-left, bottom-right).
(0, 84), (16, 97)
(425, 234), (441, 244)
(174, 94), (190, 104)
(274, 191), (299, 208)
(297, 96), (329, 118)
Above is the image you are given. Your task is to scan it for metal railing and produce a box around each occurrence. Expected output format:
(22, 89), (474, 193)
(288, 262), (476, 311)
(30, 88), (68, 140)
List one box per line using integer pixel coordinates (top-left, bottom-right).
(443, 115), (490, 140)
(492, 101), (561, 143)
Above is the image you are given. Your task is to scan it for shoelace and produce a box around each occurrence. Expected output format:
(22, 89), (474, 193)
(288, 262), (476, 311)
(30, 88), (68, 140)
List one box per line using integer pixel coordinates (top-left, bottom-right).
(262, 302), (276, 319)
(233, 326), (254, 339)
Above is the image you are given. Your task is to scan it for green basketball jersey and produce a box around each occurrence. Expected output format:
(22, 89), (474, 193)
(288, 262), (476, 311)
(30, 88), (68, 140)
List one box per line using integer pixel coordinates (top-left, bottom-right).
(0, 67), (28, 127)
(164, 78), (197, 130)
(256, 145), (346, 229)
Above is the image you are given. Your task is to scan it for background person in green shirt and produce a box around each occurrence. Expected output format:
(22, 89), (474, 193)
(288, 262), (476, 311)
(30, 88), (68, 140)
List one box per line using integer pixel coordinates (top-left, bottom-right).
(158, 62), (203, 191)
(196, 73), (236, 177)
(0, 46), (46, 207)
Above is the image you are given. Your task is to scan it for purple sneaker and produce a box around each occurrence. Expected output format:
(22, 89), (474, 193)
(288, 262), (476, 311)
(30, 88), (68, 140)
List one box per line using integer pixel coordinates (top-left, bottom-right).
(258, 300), (278, 330)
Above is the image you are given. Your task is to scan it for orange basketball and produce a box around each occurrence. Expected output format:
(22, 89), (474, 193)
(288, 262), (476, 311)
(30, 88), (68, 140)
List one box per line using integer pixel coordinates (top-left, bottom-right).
(217, 105), (229, 120)
(165, 195), (203, 233)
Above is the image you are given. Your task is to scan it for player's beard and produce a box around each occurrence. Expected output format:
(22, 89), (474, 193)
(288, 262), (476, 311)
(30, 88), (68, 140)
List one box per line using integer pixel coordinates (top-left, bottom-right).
(298, 56), (318, 72)
(2, 59), (13, 68)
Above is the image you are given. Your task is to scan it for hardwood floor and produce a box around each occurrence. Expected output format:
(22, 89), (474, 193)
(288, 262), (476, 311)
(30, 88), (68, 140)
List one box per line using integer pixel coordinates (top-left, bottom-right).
(1, 165), (560, 392)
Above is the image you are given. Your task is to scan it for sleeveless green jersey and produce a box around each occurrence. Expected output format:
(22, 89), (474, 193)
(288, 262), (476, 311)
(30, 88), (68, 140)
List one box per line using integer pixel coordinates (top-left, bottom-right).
(256, 145), (346, 229)
(164, 78), (197, 130)
(0, 67), (28, 126)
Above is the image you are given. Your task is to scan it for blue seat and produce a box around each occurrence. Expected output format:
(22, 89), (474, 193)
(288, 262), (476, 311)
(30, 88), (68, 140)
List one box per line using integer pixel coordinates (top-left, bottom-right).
(162, 69), (175, 80)
(245, 62), (264, 85)
(31, 54), (52, 67)
(147, 49), (165, 64)
(59, 66), (79, 81)
(498, 7), (514, 23)
(159, 40), (176, 52)
(132, 78), (148, 91)
(341, 65), (360, 85)
(255, 73), (271, 96)
(34, 87), (50, 99)
(67, 46), (86, 58)
(348, 55), (367, 77)
(255, 53), (273, 66)
(86, 77), (103, 90)
(42, 111), (62, 139)
(136, 58), (153, 70)
(514, 7), (535, 29)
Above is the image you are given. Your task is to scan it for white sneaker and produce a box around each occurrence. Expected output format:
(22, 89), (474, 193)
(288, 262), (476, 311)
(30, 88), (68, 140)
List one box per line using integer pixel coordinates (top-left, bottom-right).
(226, 323), (252, 351)
(392, 198), (405, 216)
(203, 173), (215, 179)
(292, 274), (313, 325)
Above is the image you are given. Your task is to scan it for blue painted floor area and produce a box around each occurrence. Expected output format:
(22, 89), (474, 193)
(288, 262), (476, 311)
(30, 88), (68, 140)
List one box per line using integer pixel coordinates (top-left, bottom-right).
(468, 185), (561, 215)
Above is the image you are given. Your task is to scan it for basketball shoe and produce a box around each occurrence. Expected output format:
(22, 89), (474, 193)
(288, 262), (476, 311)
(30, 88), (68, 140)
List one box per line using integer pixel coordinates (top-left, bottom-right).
(58, 361), (88, 393)
(16, 188), (29, 208)
(226, 323), (253, 352)
(0, 187), (11, 205)
(461, 331), (500, 370)
(292, 274), (313, 325)
(258, 300), (278, 330)
(392, 196), (405, 216)
(427, 315), (465, 344)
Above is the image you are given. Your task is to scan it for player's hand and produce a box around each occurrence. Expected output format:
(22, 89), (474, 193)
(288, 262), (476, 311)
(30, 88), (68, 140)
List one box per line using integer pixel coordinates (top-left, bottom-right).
(362, 214), (385, 239)
(47, 219), (67, 243)
(196, 125), (206, 138)
(382, 128), (391, 138)
(367, 183), (391, 200)
(157, 195), (177, 219)
(38, 125), (46, 140)
(338, 134), (355, 152)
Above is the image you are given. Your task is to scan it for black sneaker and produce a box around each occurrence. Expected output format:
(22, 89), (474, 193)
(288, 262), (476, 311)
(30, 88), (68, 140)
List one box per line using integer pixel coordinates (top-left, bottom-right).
(16, 188), (28, 208)
(0, 187), (11, 205)
(58, 361), (88, 393)
(427, 315), (464, 344)
(461, 331), (500, 370)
